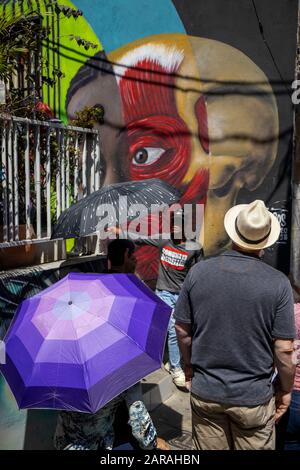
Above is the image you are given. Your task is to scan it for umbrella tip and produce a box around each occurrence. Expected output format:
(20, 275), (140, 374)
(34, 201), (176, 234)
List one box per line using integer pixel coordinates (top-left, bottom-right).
(68, 301), (73, 306)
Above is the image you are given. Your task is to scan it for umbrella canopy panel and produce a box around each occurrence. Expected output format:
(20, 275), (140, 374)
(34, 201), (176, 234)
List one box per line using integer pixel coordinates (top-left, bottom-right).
(0, 273), (171, 413)
(51, 179), (181, 239)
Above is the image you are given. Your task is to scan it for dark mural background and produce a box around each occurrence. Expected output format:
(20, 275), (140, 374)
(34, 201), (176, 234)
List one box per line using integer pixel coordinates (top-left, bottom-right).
(1, 0), (297, 277)
(173, 0), (298, 273)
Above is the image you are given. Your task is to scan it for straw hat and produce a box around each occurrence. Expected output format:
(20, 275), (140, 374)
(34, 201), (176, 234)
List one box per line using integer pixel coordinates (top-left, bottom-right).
(224, 200), (281, 251)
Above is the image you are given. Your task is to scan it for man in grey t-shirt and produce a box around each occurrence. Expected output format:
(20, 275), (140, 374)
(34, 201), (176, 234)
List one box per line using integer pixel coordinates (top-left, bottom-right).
(175, 200), (296, 450)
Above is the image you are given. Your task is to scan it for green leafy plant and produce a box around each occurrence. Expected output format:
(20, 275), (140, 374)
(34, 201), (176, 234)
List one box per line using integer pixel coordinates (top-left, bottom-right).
(0, 3), (97, 118)
(48, 2), (83, 19)
(69, 35), (97, 51)
(0, 10), (45, 83)
(69, 105), (105, 129)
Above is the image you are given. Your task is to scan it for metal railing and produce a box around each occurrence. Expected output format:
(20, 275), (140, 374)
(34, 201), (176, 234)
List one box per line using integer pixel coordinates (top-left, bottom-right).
(0, 115), (101, 247)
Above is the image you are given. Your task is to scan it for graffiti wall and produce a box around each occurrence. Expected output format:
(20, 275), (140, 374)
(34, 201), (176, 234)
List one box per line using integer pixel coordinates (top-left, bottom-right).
(1, 0), (297, 282)
(47, 0), (296, 281)
(2, 0), (297, 279)
(0, 0), (298, 450)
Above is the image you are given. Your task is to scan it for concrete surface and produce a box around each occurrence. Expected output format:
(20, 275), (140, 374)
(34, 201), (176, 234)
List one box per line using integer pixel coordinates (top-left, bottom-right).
(141, 368), (176, 412)
(0, 368), (191, 450)
(150, 387), (192, 450)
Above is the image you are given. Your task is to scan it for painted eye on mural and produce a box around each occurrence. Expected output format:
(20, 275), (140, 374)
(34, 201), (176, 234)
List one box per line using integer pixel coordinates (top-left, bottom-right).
(133, 147), (165, 166)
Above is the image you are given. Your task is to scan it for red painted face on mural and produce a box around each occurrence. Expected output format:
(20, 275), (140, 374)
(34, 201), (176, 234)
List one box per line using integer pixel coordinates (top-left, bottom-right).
(118, 57), (209, 207)
(107, 47), (209, 278)
(112, 48), (210, 281)
(67, 34), (279, 284)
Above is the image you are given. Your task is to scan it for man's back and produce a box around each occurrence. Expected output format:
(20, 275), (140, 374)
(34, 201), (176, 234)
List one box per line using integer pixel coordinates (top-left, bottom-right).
(175, 250), (295, 406)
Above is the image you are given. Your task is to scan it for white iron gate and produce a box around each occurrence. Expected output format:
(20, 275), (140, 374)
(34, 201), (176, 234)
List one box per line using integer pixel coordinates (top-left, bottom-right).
(0, 115), (101, 246)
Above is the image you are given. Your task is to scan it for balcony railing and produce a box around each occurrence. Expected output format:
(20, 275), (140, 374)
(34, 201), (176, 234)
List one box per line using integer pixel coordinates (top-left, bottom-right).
(0, 115), (101, 247)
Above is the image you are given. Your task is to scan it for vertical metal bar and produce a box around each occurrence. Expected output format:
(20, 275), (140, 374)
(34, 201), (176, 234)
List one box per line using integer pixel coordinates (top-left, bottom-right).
(1, 123), (8, 242)
(7, 121), (14, 241)
(13, 123), (19, 240)
(56, 129), (61, 219)
(90, 133), (96, 194)
(25, 41), (30, 98)
(45, 2), (50, 106)
(18, 0), (24, 15)
(31, 50), (36, 119)
(95, 131), (101, 190)
(82, 133), (87, 197)
(17, 53), (22, 97)
(37, 12), (43, 103)
(34, 124), (41, 238)
(46, 127), (51, 238)
(54, 239), (58, 261)
(74, 132), (79, 201)
(20, 56), (25, 96)
(25, 122), (31, 239)
(66, 133), (70, 208)
(51, 5), (56, 116)
(61, 129), (66, 211)
(56, 9), (61, 119)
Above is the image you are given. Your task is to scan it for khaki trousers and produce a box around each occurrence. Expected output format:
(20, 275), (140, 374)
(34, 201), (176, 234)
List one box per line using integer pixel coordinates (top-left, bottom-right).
(191, 393), (276, 450)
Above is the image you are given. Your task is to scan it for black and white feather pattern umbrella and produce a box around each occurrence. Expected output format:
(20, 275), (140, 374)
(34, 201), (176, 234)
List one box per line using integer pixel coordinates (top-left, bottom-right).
(51, 179), (181, 239)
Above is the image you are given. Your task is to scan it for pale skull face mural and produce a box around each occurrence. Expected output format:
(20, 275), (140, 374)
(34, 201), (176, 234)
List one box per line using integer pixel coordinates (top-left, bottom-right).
(67, 33), (279, 281)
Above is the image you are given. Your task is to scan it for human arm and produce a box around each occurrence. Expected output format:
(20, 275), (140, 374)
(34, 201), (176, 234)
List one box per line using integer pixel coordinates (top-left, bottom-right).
(175, 321), (193, 390)
(274, 338), (295, 423)
(106, 226), (166, 248)
(272, 279), (296, 423)
(174, 274), (194, 389)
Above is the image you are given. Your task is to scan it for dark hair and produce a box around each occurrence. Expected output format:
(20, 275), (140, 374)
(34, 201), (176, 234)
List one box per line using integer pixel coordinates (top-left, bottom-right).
(66, 50), (114, 110)
(107, 239), (135, 266)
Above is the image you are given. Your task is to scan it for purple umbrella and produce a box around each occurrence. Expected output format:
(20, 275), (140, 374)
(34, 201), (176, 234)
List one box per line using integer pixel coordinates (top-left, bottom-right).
(0, 273), (171, 413)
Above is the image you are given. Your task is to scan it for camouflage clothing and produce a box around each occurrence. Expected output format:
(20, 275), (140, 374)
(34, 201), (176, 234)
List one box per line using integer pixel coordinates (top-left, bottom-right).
(129, 400), (157, 450)
(54, 384), (157, 450)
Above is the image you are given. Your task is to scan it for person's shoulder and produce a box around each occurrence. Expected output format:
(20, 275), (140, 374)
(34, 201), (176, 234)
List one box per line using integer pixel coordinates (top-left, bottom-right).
(258, 262), (292, 294)
(259, 261), (289, 282)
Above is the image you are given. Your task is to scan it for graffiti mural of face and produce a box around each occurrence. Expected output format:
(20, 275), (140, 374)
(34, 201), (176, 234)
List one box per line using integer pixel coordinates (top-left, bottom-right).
(67, 33), (278, 280)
